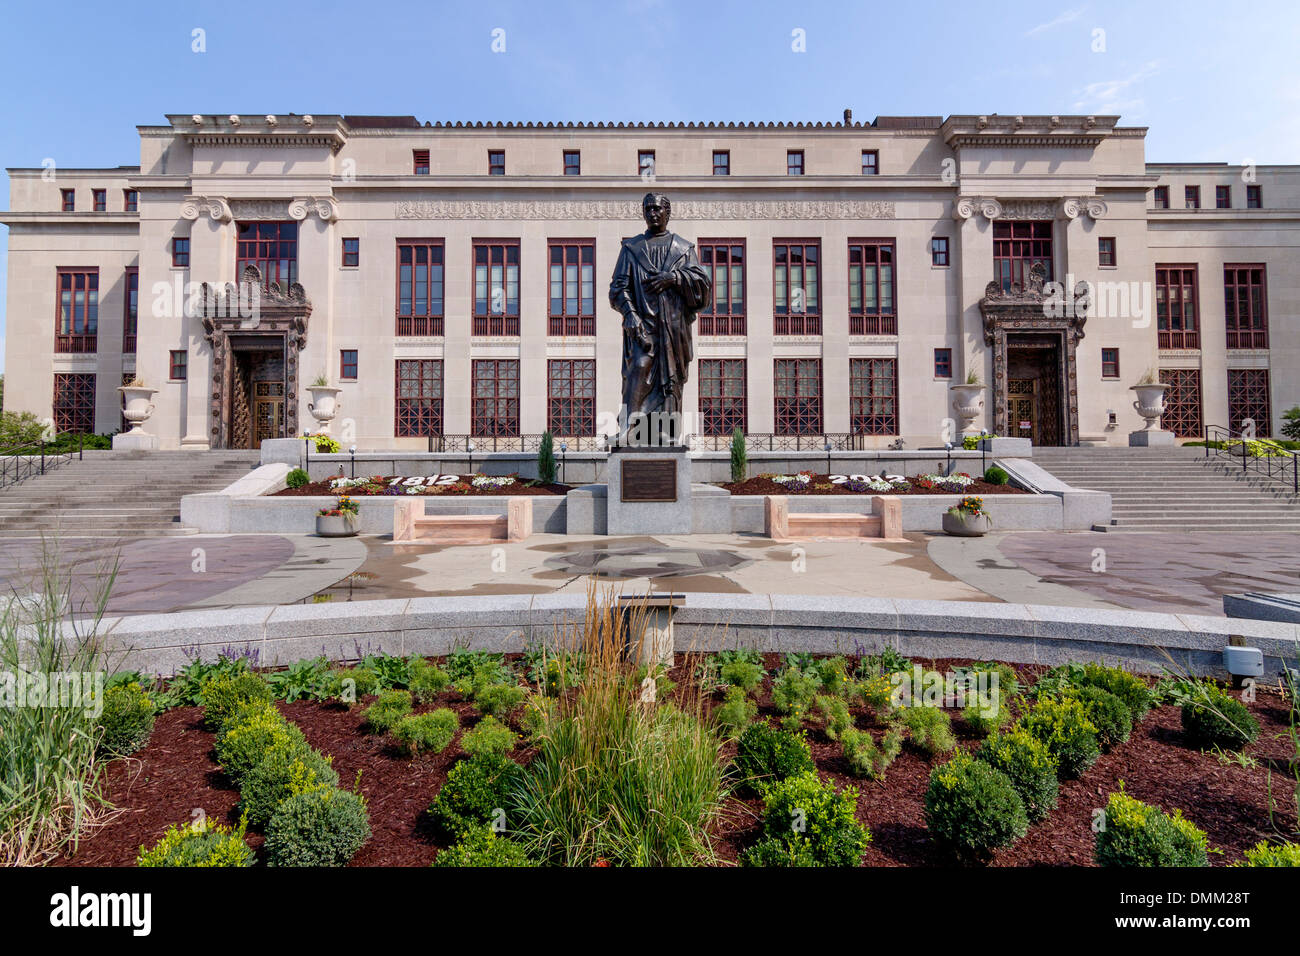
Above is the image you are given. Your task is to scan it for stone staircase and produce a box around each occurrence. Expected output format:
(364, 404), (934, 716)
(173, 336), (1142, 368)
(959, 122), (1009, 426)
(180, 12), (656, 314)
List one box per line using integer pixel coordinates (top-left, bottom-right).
(1032, 446), (1300, 532)
(0, 450), (259, 537)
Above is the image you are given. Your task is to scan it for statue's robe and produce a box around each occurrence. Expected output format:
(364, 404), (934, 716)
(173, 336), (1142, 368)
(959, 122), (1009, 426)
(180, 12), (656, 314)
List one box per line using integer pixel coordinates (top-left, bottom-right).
(608, 230), (712, 433)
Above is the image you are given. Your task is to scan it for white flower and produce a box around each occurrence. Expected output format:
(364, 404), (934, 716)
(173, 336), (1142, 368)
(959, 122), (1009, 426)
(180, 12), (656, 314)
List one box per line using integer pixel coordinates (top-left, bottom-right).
(471, 475), (513, 489)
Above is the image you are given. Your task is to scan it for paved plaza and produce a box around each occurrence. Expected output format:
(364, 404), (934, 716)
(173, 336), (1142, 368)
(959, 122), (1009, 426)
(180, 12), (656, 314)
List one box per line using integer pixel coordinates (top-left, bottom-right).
(3, 529), (1297, 617)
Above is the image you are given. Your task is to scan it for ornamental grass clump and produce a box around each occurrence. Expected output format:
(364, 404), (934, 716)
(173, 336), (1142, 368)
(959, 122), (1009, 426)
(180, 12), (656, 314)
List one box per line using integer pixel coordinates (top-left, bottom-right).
(510, 591), (729, 867)
(924, 749), (1028, 862)
(1094, 788), (1208, 867)
(841, 726), (902, 781)
(714, 685), (757, 737)
(898, 705), (956, 757)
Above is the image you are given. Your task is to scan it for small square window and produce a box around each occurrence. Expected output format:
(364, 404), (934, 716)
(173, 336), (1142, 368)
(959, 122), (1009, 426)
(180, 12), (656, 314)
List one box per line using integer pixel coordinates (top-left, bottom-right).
(61, 189), (74, 212)
(413, 149), (430, 175)
(786, 150), (804, 175)
(92, 189), (106, 212)
(1153, 185), (1169, 209)
(934, 348), (952, 378)
(1185, 185), (1200, 209)
(124, 190), (138, 212)
(171, 237), (190, 267)
(488, 150), (505, 175)
(1101, 348), (1119, 379)
(930, 237), (949, 267)
(1246, 185), (1262, 208)
(638, 150), (655, 178)
(1098, 237), (1116, 268)
(169, 350), (188, 380)
(861, 150), (878, 175)
(340, 349), (358, 380)
(563, 150), (581, 176)
(712, 150), (730, 176)
(342, 237), (359, 268)
(1215, 185), (1231, 209)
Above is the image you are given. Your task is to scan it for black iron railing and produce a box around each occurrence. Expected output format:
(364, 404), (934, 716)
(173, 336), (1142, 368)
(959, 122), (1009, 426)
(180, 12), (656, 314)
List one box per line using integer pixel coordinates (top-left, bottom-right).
(1203, 423), (1299, 497)
(0, 435), (84, 490)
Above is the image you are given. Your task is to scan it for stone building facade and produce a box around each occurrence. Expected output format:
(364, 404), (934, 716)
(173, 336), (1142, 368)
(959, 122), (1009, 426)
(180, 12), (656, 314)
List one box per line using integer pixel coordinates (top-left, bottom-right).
(3, 112), (1297, 450)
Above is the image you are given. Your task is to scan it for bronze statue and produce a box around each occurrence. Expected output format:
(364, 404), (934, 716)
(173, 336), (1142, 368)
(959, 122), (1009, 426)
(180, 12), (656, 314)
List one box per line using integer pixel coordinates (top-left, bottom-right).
(609, 193), (712, 446)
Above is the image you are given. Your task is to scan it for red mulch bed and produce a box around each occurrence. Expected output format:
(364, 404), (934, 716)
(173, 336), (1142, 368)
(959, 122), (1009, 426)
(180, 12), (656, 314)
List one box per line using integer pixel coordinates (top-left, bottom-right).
(53, 655), (1297, 867)
(275, 475), (571, 497)
(721, 473), (1026, 497)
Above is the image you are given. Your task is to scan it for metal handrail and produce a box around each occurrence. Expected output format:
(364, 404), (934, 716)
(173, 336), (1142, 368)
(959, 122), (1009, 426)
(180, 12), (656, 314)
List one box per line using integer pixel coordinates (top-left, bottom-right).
(1202, 423), (1299, 497)
(0, 434), (84, 490)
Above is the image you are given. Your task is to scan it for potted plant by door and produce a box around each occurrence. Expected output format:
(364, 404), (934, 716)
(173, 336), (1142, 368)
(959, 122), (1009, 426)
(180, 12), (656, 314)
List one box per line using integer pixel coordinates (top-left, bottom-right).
(316, 495), (359, 537)
(941, 495), (992, 537)
(306, 374), (343, 434)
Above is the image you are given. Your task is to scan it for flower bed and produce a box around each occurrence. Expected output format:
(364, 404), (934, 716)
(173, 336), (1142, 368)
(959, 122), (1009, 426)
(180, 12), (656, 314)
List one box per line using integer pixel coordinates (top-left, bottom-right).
(276, 473), (571, 497)
(721, 471), (1027, 497)
(55, 647), (1295, 867)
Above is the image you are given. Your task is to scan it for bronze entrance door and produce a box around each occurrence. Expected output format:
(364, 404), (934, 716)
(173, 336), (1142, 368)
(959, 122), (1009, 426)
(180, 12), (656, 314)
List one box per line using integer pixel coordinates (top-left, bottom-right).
(1008, 380), (1036, 442)
(1006, 334), (1063, 446)
(253, 381), (285, 449)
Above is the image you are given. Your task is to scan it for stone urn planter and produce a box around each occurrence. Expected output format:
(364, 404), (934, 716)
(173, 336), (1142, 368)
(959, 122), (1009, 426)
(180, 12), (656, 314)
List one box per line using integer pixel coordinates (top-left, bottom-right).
(306, 385), (343, 434)
(315, 514), (357, 537)
(941, 511), (992, 536)
(949, 383), (987, 437)
(1130, 382), (1170, 431)
(117, 384), (158, 434)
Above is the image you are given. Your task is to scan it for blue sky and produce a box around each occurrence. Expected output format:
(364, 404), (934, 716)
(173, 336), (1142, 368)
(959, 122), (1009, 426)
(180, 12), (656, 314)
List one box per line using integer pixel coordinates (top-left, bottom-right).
(3, 0), (1298, 375)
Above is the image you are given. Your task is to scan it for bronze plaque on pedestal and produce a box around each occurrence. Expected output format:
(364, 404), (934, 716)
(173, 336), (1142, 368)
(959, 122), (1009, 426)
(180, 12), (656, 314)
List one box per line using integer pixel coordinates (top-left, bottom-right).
(621, 458), (677, 502)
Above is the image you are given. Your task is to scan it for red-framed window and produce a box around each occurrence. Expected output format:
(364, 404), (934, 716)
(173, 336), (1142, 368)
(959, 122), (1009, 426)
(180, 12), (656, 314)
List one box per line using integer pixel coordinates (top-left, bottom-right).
(993, 221), (1052, 292)
(395, 359), (443, 437)
(92, 189), (106, 212)
(848, 239), (896, 335)
(861, 150), (879, 175)
(850, 357), (898, 435)
(547, 359), (596, 436)
(712, 150), (730, 176)
(1215, 185), (1231, 209)
(1160, 369), (1203, 437)
(488, 150), (505, 175)
(169, 350), (188, 380)
(774, 358), (822, 435)
(786, 150), (804, 175)
(472, 359), (520, 436)
(473, 239), (520, 335)
(934, 348), (952, 378)
(547, 240), (595, 336)
(1153, 185), (1169, 209)
(931, 237), (949, 267)
(60, 189), (74, 211)
(55, 268), (98, 353)
(1098, 237), (1116, 268)
(1185, 185), (1200, 209)
(342, 237), (359, 267)
(124, 189), (138, 212)
(698, 240), (745, 335)
(1247, 185), (1262, 208)
(340, 349), (358, 380)
(413, 149), (430, 175)
(122, 267), (138, 353)
(1101, 348), (1120, 379)
(236, 221), (297, 288)
(53, 373), (95, 435)
(1228, 368), (1271, 436)
(396, 239), (445, 336)
(773, 240), (820, 335)
(638, 150), (655, 178)
(563, 150), (581, 176)
(698, 359), (747, 436)
(171, 237), (190, 267)
(1224, 264), (1268, 349)
(1155, 265), (1199, 349)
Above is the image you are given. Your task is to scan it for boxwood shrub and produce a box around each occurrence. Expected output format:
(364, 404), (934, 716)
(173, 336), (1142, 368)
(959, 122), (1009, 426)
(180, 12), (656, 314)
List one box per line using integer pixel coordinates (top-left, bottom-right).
(97, 682), (156, 757)
(742, 771), (870, 867)
(1073, 685), (1133, 750)
(432, 825), (534, 867)
(427, 753), (525, 840)
(1234, 841), (1300, 867)
(200, 671), (273, 731)
(137, 818), (255, 867)
(733, 722), (815, 791)
(1180, 683), (1259, 750)
(976, 728), (1059, 822)
(362, 689), (413, 734)
(460, 715), (517, 758)
(214, 701), (305, 784)
(1094, 789), (1208, 867)
(264, 786), (371, 867)
(238, 739), (339, 827)
(1017, 695), (1100, 779)
(924, 750), (1028, 861)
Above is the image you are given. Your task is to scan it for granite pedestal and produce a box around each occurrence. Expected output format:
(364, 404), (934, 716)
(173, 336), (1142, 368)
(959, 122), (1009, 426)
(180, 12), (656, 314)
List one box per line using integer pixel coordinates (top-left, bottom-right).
(605, 446), (693, 535)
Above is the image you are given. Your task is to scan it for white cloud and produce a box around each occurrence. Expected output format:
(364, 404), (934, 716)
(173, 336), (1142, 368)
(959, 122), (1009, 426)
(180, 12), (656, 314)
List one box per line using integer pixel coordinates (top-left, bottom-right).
(1025, 7), (1086, 37)
(1072, 61), (1162, 115)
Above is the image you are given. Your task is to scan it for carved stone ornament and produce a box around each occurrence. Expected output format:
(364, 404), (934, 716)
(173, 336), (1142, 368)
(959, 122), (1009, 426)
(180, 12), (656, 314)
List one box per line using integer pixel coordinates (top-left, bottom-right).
(1061, 197), (1110, 220)
(288, 196), (340, 222)
(394, 198), (896, 221)
(951, 196), (1003, 221)
(179, 196), (233, 223)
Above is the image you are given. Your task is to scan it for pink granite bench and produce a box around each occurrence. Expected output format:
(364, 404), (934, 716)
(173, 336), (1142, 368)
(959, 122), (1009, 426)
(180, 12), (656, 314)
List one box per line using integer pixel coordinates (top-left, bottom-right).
(392, 497), (532, 544)
(764, 495), (904, 542)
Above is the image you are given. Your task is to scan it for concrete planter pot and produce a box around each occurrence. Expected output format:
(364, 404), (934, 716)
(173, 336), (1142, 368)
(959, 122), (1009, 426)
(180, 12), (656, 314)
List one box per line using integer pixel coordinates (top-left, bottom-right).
(1130, 382), (1169, 431)
(315, 513), (357, 537)
(118, 385), (158, 434)
(942, 510), (992, 536)
(307, 385), (343, 433)
(949, 383), (987, 437)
